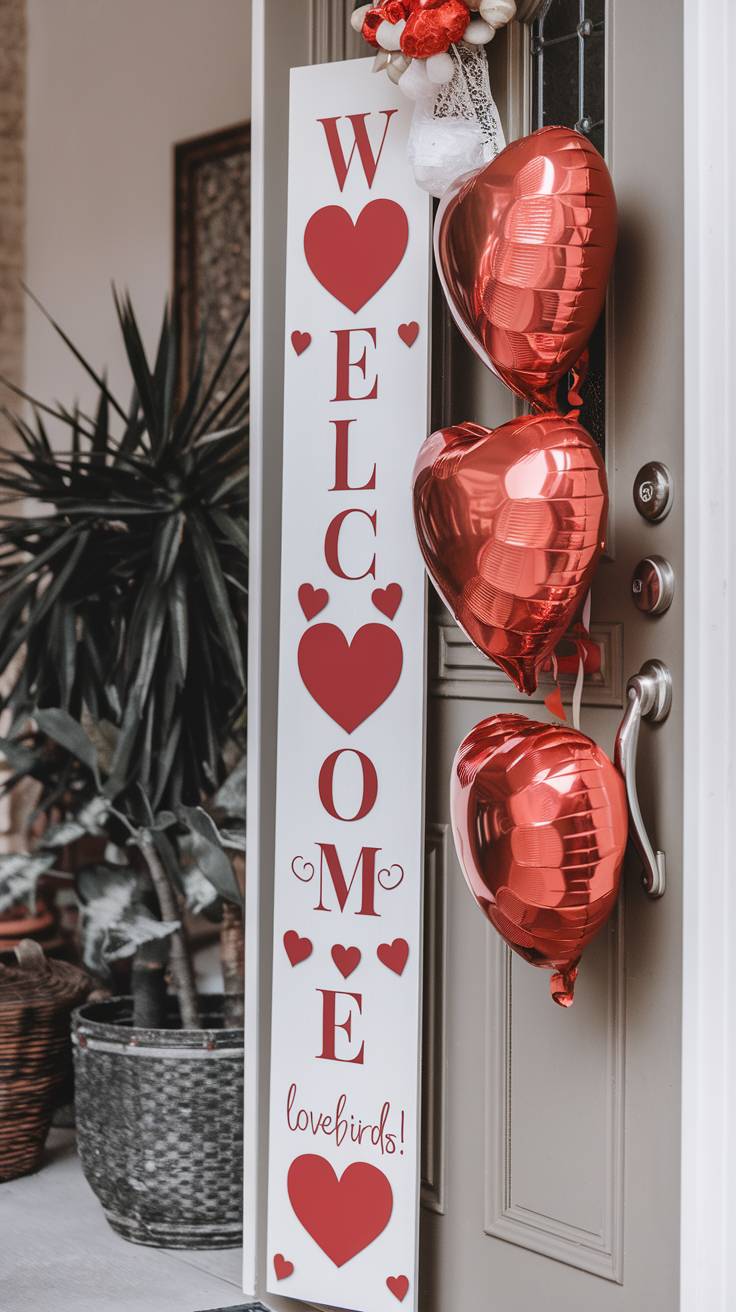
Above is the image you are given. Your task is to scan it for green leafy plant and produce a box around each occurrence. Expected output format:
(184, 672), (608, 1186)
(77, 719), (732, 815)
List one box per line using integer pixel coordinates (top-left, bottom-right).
(0, 289), (248, 809)
(0, 703), (245, 1027)
(0, 292), (247, 1027)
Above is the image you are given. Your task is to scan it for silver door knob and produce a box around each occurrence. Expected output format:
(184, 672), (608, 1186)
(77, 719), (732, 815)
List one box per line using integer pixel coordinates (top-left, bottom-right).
(614, 660), (672, 898)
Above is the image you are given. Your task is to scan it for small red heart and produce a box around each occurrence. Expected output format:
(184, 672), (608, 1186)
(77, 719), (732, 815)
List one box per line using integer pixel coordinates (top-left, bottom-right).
(398, 322), (419, 348)
(273, 1253), (294, 1281)
(283, 930), (312, 967)
(387, 1275), (410, 1302)
(377, 938), (409, 976)
(291, 331), (312, 356)
(298, 583), (329, 621)
(372, 583), (403, 621)
(331, 944), (361, 979)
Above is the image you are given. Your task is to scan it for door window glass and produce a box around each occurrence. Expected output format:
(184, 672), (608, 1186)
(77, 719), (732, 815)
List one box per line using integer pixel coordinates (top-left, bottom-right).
(531, 0), (606, 449)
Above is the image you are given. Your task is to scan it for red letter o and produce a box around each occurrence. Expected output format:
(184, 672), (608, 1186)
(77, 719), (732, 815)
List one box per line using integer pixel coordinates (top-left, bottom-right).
(318, 749), (378, 822)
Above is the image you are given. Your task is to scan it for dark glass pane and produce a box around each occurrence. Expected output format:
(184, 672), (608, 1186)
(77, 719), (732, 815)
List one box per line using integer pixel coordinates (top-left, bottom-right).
(542, 0), (580, 40)
(541, 40), (579, 127)
(583, 29), (605, 135)
(531, 0), (607, 451)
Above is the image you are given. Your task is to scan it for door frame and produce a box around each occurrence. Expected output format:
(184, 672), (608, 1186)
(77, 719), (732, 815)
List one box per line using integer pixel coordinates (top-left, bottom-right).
(245, 1), (736, 1307)
(681, 1), (736, 1308)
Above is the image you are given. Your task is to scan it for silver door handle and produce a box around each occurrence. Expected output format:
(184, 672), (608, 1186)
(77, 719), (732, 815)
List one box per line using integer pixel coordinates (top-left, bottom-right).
(614, 660), (672, 899)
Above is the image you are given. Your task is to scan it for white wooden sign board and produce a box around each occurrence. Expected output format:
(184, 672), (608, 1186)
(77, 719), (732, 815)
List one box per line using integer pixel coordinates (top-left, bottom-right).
(266, 58), (431, 1312)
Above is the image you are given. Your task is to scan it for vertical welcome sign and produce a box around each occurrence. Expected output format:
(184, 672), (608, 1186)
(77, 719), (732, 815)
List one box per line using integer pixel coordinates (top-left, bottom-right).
(266, 59), (431, 1312)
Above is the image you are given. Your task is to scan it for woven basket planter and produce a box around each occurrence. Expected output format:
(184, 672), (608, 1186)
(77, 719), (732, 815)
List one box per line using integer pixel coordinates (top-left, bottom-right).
(73, 995), (244, 1249)
(0, 941), (90, 1182)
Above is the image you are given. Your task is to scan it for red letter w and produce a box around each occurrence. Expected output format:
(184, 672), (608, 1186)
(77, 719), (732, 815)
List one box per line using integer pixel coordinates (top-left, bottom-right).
(318, 111), (398, 192)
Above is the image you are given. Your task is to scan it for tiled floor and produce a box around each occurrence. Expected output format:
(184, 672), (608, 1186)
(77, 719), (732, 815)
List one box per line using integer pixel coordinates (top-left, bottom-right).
(1, 1129), (246, 1312)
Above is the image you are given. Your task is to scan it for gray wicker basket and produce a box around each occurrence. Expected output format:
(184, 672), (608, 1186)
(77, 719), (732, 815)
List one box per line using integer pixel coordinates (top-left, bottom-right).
(72, 996), (244, 1249)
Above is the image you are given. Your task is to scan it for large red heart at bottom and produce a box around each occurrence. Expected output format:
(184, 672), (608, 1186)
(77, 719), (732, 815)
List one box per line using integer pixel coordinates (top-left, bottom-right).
(298, 623), (403, 733)
(287, 1154), (393, 1267)
(435, 126), (617, 411)
(304, 200), (409, 314)
(413, 413), (608, 695)
(451, 714), (627, 1007)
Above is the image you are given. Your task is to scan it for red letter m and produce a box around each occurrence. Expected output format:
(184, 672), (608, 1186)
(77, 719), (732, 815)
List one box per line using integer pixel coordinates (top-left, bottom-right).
(315, 843), (381, 916)
(318, 111), (398, 192)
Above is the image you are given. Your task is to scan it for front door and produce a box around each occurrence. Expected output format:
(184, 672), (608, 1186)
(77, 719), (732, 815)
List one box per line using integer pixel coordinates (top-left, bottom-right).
(249, 3), (684, 1308)
(420, 3), (684, 1310)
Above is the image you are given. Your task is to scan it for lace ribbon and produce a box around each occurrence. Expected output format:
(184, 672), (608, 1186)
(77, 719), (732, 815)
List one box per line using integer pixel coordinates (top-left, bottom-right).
(407, 44), (506, 197)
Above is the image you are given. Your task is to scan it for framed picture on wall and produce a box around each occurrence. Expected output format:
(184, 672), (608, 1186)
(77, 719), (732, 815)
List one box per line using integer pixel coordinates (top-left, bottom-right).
(173, 121), (250, 408)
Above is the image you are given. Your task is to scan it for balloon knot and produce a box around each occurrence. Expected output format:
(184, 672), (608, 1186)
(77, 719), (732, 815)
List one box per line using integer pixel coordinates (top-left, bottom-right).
(550, 963), (579, 1008)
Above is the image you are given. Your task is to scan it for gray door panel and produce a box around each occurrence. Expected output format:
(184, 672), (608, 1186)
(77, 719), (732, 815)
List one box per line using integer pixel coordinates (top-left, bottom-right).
(421, 3), (684, 1309)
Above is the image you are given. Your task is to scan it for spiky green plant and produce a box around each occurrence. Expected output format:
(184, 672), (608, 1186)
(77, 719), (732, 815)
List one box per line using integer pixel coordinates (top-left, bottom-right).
(0, 289), (248, 816)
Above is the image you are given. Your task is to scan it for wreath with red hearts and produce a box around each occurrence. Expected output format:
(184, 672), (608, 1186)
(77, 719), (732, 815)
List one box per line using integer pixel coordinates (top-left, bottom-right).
(352, 0), (516, 90)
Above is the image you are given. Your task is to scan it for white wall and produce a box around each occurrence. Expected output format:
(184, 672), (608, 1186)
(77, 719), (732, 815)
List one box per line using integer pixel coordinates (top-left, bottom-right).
(25, 0), (250, 417)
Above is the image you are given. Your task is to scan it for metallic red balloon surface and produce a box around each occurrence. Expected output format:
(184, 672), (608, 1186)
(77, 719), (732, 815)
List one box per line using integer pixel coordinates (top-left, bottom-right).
(412, 412), (608, 695)
(451, 714), (627, 1006)
(435, 126), (618, 411)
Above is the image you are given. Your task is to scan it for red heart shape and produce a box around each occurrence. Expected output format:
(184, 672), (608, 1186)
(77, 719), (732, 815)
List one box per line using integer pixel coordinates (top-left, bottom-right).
(412, 413), (607, 695)
(291, 330), (312, 357)
(387, 1275), (410, 1302)
(377, 938), (409, 976)
(372, 583), (402, 620)
(398, 321), (419, 348)
(283, 930), (312, 967)
(331, 944), (361, 979)
(435, 127), (617, 411)
(298, 623), (403, 733)
(298, 582), (329, 621)
(287, 1154), (393, 1267)
(451, 714), (627, 1006)
(273, 1253), (294, 1281)
(304, 200), (409, 314)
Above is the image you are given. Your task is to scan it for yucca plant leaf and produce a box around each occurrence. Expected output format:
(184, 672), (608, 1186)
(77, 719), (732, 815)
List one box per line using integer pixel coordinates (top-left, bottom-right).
(0, 737), (40, 773)
(0, 288), (247, 828)
(0, 852), (58, 914)
(189, 305), (249, 437)
(0, 524), (78, 601)
(33, 707), (101, 784)
(188, 514), (244, 683)
(168, 566), (189, 687)
(153, 511), (183, 585)
(76, 866), (179, 975)
(23, 283), (129, 423)
(178, 804), (242, 906)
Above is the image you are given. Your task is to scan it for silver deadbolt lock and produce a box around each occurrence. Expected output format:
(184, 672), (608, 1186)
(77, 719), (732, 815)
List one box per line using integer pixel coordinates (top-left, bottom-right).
(631, 556), (675, 616)
(633, 461), (673, 522)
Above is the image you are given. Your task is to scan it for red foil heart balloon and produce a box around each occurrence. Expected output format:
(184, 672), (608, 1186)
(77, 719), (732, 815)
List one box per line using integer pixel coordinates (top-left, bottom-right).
(435, 126), (617, 411)
(412, 412), (608, 694)
(451, 714), (627, 1006)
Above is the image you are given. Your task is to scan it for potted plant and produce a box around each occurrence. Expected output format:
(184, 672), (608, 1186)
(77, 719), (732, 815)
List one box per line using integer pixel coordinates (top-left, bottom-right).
(0, 292), (248, 1246)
